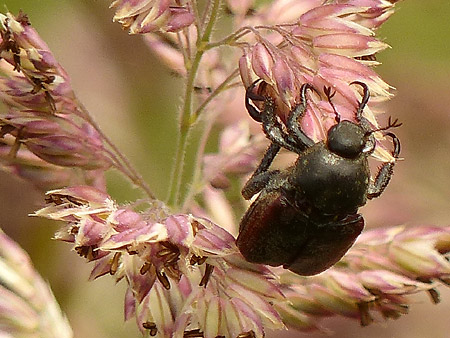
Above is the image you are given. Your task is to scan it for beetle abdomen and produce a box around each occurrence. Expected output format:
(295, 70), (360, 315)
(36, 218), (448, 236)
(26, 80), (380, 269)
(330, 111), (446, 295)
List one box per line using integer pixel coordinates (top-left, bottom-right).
(285, 214), (364, 275)
(237, 190), (309, 266)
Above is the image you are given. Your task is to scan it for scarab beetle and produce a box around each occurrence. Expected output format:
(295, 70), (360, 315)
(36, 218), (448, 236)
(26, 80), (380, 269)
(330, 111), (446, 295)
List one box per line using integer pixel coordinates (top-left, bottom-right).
(236, 80), (401, 276)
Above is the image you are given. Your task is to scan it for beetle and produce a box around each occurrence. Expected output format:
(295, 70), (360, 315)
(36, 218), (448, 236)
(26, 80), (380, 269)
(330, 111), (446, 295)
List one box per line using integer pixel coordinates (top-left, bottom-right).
(236, 80), (401, 275)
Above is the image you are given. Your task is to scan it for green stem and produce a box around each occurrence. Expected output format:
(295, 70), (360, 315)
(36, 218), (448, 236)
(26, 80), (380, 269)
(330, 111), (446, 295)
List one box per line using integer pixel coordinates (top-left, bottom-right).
(181, 69), (240, 211)
(205, 26), (250, 49)
(166, 0), (221, 208)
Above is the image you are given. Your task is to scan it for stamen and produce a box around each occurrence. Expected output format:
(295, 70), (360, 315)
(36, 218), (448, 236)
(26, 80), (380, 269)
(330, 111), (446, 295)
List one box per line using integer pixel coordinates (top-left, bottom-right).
(237, 330), (256, 338)
(143, 321), (157, 336)
(109, 252), (121, 275)
(183, 329), (203, 337)
(140, 262), (153, 275)
(156, 270), (171, 290)
(199, 263), (214, 287)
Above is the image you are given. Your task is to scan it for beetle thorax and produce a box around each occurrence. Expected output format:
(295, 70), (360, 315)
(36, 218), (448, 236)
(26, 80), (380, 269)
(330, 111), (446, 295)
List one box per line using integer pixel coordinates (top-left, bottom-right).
(289, 144), (370, 215)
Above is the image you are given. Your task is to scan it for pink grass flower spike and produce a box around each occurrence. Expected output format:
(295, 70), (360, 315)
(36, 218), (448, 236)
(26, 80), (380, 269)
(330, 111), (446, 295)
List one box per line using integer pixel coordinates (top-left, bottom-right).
(35, 186), (285, 337)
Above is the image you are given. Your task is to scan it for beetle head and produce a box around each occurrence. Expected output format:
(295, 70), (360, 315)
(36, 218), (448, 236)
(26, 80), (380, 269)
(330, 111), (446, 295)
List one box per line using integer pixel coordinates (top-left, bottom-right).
(327, 120), (367, 159)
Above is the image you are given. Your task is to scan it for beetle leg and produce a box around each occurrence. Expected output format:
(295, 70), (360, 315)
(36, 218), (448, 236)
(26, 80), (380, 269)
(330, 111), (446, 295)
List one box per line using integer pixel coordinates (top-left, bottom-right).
(253, 142), (281, 175)
(367, 163), (394, 199)
(246, 80), (307, 153)
(242, 143), (280, 199)
(245, 80), (265, 122)
(350, 81), (370, 122)
(260, 100), (304, 153)
(286, 83), (316, 150)
(242, 170), (280, 200)
(367, 132), (401, 199)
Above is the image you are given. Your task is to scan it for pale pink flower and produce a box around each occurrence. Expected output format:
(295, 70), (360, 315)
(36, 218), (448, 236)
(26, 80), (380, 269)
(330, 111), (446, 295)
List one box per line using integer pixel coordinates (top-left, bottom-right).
(0, 12), (75, 112)
(277, 225), (450, 331)
(203, 122), (266, 189)
(0, 12), (110, 190)
(110, 0), (195, 34)
(0, 230), (72, 337)
(35, 186), (285, 337)
(34, 186), (450, 335)
(226, 0), (255, 17)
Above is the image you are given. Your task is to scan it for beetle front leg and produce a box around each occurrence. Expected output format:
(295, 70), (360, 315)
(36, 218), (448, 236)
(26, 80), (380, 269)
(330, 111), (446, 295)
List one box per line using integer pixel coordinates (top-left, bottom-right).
(367, 132), (401, 199)
(242, 170), (280, 200)
(350, 81), (370, 122)
(367, 162), (395, 199)
(246, 80), (308, 153)
(242, 143), (280, 199)
(245, 80), (264, 122)
(286, 83), (316, 150)
(260, 104), (303, 153)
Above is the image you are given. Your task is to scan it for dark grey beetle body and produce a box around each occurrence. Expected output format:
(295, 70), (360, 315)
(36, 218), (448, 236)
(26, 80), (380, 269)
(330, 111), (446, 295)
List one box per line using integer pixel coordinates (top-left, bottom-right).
(237, 81), (400, 275)
(291, 140), (370, 216)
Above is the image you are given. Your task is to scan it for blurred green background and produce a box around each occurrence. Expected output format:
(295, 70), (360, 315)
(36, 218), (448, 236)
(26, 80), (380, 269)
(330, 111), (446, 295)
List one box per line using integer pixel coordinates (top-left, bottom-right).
(0, 1), (450, 337)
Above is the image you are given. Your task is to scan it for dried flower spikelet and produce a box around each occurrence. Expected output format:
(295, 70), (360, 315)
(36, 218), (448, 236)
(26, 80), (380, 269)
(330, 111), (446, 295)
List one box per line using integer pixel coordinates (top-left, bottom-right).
(0, 109), (112, 169)
(110, 0), (194, 34)
(251, 43), (274, 86)
(0, 142), (70, 187)
(253, 0), (320, 26)
(0, 12), (73, 112)
(0, 229), (73, 337)
(277, 226), (450, 332)
(241, 2), (393, 121)
(295, 5), (389, 57)
(239, 53), (254, 89)
(35, 187), (285, 337)
(0, 12), (111, 186)
(347, 0), (400, 29)
(0, 139), (106, 191)
(23, 132), (112, 170)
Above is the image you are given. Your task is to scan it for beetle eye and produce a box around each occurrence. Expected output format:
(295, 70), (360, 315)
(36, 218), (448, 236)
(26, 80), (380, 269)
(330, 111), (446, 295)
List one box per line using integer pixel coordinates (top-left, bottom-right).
(327, 121), (365, 158)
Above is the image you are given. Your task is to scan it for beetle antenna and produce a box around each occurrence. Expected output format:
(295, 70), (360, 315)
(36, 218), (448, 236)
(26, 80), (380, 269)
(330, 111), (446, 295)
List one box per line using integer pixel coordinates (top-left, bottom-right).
(350, 81), (370, 122)
(365, 117), (402, 157)
(372, 116), (403, 133)
(323, 86), (340, 123)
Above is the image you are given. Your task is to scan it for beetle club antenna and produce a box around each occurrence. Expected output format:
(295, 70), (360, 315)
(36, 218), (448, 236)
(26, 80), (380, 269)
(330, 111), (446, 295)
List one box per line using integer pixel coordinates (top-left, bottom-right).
(323, 86), (340, 123)
(365, 116), (402, 157)
(373, 116), (403, 133)
(366, 116), (403, 138)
